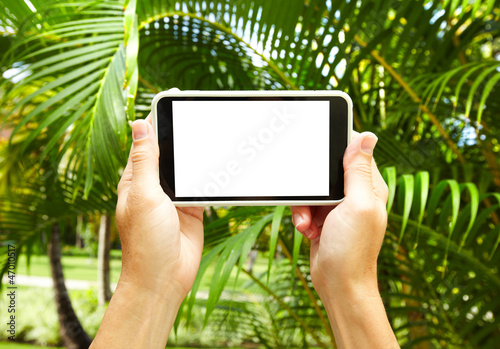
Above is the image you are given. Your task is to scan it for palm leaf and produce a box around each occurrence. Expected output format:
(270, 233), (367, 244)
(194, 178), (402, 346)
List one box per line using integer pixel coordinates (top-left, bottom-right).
(2, 0), (134, 197)
(382, 167), (500, 347)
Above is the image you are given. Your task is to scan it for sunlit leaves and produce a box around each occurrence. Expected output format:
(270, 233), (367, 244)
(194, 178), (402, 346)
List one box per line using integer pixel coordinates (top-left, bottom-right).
(385, 167), (500, 346)
(3, 0), (130, 196)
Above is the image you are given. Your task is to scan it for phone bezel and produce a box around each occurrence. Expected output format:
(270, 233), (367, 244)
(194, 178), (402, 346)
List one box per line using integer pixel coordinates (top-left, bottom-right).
(152, 90), (352, 206)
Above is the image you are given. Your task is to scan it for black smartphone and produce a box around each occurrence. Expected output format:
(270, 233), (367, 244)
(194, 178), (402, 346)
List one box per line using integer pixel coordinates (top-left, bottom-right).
(152, 90), (352, 206)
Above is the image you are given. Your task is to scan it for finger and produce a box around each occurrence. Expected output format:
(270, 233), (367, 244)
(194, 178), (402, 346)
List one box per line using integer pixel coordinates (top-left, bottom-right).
(372, 158), (389, 204)
(306, 206), (336, 240)
(117, 144), (134, 196)
(291, 206), (312, 232)
(291, 206), (324, 240)
(311, 206), (334, 229)
(144, 113), (156, 143)
(177, 207), (204, 244)
(343, 132), (378, 202)
(351, 130), (387, 202)
(128, 119), (162, 202)
(305, 221), (321, 240)
(118, 115), (153, 196)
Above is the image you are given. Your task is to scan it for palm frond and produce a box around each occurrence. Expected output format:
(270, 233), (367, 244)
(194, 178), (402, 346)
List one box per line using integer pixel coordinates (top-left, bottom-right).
(185, 211), (273, 326)
(413, 61), (500, 124)
(381, 167), (500, 347)
(187, 167), (500, 347)
(3, 0), (132, 196)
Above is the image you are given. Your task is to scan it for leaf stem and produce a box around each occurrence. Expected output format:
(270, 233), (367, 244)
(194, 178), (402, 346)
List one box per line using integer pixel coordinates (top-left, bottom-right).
(138, 74), (160, 93)
(353, 34), (465, 164)
(277, 238), (337, 348)
(389, 213), (500, 288)
(242, 268), (328, 349)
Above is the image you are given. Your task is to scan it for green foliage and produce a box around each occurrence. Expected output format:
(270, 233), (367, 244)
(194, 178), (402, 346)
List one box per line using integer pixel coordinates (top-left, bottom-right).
(1, 0), (135, 197)
(187, 168), (500, 348)
(0, 174), (116, 290)
(184, 209), (274, 326)
(267, 205), (285, 285)
(0, 286), (103, 346)
(0, 285), (277, 348)
(0, 0), (499, 347)
(2, 0), (499, 191)
(0, 342), (63, 349)
(383, 167), (500, 347)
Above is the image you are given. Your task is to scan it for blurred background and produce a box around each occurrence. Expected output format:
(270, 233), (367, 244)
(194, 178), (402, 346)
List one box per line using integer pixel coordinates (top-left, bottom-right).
(0, 0), (499, 348)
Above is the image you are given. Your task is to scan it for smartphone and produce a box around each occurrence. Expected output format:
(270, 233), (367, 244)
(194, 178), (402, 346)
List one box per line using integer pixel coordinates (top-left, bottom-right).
(152, 90), (352, 206)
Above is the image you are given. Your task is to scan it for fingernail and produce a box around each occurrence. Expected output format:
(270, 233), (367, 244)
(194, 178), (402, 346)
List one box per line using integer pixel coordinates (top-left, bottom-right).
(361, 134), (378, 156)
(132, 120), (148, 141)
(305, 228), (314, 239)
(293, 213), (303, 228)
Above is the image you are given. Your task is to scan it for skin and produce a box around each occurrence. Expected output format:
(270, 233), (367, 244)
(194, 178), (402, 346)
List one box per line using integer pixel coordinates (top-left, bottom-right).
(90, 115), (204, 348)
(291, 131), (399, 348)
(90, 116), (399, 349)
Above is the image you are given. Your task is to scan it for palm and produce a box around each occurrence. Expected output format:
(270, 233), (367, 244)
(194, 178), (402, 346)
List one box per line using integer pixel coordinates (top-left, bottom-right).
(310, 207), (351, 285)
(2, 0), (499, 348)
(115, 171), (205, 296)
(309, 203), (378, 289)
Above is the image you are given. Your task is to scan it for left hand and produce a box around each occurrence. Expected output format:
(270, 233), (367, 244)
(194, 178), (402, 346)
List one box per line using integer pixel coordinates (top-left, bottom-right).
(291, 131), (389, 299)
(116, 114), (204, 304)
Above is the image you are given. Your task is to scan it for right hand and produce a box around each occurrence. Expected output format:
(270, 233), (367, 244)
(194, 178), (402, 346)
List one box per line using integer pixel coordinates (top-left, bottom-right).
(291, 132), (389, 299)
(116, 115), (204, 304)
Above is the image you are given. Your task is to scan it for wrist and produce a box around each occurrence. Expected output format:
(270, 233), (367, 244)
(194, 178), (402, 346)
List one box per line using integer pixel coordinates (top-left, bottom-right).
(92, 275), (185, 349)
(116, 273), (187, 310)
(316, 269), (380, 306)
(321, 282), (382, 319)
(319, 280), (399, 349)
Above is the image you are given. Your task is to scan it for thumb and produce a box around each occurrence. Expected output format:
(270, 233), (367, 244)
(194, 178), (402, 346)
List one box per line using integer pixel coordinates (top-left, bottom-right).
(130, 119), (161, 191)
(343, 132), (378, 201)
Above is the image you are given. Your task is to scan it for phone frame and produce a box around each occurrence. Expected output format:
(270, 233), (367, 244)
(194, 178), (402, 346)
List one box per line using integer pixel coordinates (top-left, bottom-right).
(152, 90), (352, 206)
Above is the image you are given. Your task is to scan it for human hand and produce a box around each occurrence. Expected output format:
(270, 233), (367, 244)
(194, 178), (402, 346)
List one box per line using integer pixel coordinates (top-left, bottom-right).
(92, 114), (204, 349)
(116, 115), (204, 305)
(291, 131), (389, 299)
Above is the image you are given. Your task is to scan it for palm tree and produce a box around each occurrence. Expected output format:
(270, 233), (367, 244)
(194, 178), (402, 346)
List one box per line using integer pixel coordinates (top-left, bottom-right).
(0, 156), (116, 348)
(97, 214), (112, 306)
(1, 0), (499, 347)
(49, 222), (93, 349)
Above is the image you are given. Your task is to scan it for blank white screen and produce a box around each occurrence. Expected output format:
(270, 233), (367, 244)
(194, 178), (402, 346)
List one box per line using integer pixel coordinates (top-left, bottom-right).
(172, 100), (330, 197)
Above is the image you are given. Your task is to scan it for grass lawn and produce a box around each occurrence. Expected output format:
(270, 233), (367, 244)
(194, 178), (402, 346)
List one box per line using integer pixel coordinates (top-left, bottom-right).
(0, 343), (61, 349)
(15, 253), (122, 284)
(0, 341), (247, 349)
(14, 249), (270, 290)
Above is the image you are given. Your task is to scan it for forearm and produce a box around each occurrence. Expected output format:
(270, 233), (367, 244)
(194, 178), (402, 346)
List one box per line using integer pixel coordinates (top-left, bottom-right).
(321, 284), (399, 349)
(90, 280), (183, 349)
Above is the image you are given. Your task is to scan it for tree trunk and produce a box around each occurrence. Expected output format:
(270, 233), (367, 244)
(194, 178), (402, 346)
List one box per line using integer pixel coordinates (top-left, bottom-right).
(247, 249), (258, 273)
(49, 223), (92, 349)
(97, 214), (111, 306)
(75, 215), (84, 248)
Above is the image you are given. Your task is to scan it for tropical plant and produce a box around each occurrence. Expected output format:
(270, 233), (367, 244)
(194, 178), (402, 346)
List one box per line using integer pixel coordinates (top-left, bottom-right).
(97, 213), (112, 306)
(1, 0), (499, 347)
(174, 167), (500, 348)
(0, 170), (116, 348)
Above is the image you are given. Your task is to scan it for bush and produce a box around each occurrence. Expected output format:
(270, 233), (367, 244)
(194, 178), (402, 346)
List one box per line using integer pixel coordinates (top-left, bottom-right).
(0, 286), (104, 346)
(1, 287), (59, 346)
